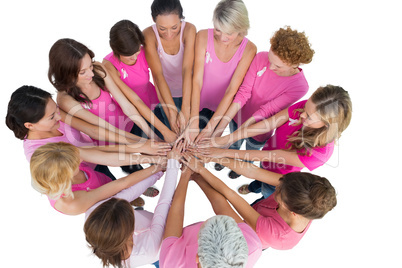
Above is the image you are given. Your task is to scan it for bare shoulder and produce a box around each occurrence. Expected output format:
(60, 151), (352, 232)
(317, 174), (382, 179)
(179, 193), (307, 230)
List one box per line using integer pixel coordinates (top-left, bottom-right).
(183, 21), (197, 36)
(143, 26), (156, 40)
(244, 39), (257, 55)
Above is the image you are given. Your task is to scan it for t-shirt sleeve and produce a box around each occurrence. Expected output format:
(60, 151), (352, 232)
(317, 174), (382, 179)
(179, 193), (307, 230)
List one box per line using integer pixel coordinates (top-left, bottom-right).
(159, 236), (179, 266)
(298, 142), (335, 171)
(251, 81), (308, 123)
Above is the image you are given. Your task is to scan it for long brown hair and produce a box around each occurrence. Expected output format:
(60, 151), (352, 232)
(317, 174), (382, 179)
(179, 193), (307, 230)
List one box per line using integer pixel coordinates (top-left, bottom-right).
(84, 198), (134, 268)
(48, 38), (106, 106)
(286, 84), (352, 155)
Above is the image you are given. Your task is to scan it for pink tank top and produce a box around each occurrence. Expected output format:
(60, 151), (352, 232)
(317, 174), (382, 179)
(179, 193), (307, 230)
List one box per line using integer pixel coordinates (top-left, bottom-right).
(152, 21), (186, 98)
(104, 47), (159, 110)
(199, 29), (248, 112)
(81, 88), (134, 145)
(48, 162), (112, 213)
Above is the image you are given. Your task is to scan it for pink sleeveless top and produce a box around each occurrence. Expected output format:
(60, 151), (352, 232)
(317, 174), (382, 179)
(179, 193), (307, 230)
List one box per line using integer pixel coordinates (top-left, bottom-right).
(199, 29), (248, 112)
(48, 162), (112, 214)
(152, 21), (186, 98)
(81, 88), (134, 145)
(104, 47), (159, 110)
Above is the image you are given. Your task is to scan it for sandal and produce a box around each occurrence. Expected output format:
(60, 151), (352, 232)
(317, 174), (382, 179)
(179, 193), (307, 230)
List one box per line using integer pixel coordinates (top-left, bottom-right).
(130, 197), (145, 207)
(237, 184), (250, 195)
(143, 187), (159, 197)
(228, 170), (241, 179)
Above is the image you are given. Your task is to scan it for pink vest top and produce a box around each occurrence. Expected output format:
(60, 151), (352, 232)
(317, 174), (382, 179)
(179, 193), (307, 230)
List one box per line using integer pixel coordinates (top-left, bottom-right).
(199, 29), (248, 112)
(81, 88), (134, 145)
(48, 162), (112, 214)
(152, 21), (186, 98)
(104, 47), (159, 110)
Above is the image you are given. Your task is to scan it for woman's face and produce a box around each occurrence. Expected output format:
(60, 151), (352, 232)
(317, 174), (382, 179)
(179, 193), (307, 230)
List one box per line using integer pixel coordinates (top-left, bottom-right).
(268, 49), (298, 77)
(213, 26), (239, 44)
(155, 13), (181, 41)
(300, 99), (326, 129)
(27, 98), (61, 132)
(120, 50), (141, 66)
(76, 53), (94, 87)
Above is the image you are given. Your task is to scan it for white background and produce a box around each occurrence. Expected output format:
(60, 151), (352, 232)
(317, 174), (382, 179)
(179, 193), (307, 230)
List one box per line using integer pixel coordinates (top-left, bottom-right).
(1, 0), (401, 267)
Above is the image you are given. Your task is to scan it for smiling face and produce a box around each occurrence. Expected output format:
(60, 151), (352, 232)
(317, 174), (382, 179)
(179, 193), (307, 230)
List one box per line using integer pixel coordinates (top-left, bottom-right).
(300, 99), (326, 129)
(155, 13), (181, 41)
(268, 49), (299, 76)
(25, 98), (61, 133)
(76, 53), (94, 87)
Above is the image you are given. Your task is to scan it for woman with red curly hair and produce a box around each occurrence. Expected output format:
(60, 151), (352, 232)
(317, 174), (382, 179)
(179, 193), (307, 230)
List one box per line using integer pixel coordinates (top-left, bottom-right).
(211, 26), (315, 178)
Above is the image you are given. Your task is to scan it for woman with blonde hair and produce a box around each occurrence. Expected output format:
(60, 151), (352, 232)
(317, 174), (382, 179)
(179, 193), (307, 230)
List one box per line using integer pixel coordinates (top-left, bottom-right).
(195, 85), (352, 198)
(182, 0), (257, 144)
(30, 142), (165, 215)
(211, 26), (315, 178)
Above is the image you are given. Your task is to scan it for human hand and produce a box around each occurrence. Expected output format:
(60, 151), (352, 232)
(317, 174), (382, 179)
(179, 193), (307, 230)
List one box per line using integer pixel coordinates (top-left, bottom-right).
(195, 135), (231, 149)
(187, 146), (224, 160)
(168, 110), (181, 135)
(181, 152), (204, 173)
(136, 139), (172, 156)
(167, 139), (184, 161)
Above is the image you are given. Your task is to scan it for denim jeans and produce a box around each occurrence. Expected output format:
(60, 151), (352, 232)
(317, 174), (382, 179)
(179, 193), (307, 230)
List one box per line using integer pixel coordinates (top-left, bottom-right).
(152, 260), (160, 268)
(228, 120), (266, 151)
(154, 97), (183, 130)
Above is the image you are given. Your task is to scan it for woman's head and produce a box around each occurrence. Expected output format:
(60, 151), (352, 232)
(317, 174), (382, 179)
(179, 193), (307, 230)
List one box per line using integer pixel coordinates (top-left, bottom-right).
(84, 198), (135, 268)
(151, 0), (184, 41)
(197, 215), (248, 268)
(270, 26), (314, 68)
(213, 0), (250, 37)
(30, 142), (80, 199)
(109, 20), (145, 65)
(288, 85), (352, 153)
(151, 0), (184, 21)
(6, 85), (57, 140)
(48, 38), (105, 104)
(275, 172), (337, 220)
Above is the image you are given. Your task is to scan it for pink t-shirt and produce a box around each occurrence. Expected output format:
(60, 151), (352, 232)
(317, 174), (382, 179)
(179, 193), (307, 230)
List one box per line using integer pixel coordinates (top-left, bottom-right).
(233, 51), (309, 142)
(104, 47), (159, 110)
(252, 193), (311, 250)
(23, 121), (95, 168)
(199, 29), (248, 112)
(48, 162), (112, 214)
(261, 100), (334, 174)
(160, 221), (262, 268)
(152, 21), (186, 98)
(81, 88), (134, 145)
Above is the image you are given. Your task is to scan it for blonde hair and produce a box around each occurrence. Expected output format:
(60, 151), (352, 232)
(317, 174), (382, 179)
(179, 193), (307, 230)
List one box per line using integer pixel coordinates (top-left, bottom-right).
(213, 0), (250, 36)
(287, 85), (352, 155)
(30, 142), (80, 199)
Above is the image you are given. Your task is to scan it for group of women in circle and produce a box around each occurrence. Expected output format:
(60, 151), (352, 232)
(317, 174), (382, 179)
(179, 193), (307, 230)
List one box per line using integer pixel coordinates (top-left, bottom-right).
(5, 0), (353, 267)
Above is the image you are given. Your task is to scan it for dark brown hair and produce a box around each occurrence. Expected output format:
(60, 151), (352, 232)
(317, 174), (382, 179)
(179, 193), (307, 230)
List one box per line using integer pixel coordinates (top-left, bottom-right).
(275, 172), (337, 219)
(84, 198), (134, 268)
(6, 85), (52, 140)
(109, 20), (145, 59)
(48, 38), (106, 106)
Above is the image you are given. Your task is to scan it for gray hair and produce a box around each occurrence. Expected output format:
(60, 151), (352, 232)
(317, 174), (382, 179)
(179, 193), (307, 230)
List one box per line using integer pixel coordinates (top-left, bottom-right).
(213, 0), (250, 36)
(198, 215), (248, 268)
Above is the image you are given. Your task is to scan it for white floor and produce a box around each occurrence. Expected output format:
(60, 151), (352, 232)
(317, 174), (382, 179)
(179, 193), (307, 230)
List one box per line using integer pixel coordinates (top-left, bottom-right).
(1, 0), (401, 267)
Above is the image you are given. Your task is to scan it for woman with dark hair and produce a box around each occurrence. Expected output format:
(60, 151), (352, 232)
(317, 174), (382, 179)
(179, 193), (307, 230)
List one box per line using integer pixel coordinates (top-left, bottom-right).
(49, 38), (168, 174)
(103, 20), (177, 143)
(143, 0), (196, 134)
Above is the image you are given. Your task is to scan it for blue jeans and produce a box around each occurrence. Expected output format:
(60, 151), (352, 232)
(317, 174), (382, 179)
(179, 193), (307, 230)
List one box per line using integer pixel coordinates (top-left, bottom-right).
(152, 260), (160, 268)
(131, 108), (165, 140)
(154, 97), (183, 130)
(228, 120), (265, 151)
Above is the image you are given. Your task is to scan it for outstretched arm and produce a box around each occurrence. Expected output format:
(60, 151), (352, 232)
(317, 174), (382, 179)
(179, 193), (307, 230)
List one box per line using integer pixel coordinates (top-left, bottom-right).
(182, 153), (260, 230)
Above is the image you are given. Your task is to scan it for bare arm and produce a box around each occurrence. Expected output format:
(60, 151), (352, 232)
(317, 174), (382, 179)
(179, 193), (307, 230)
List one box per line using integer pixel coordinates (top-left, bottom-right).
(143, 27), (180, 134)
(163, 168), (192, 239)
(182, 153), (260, 230)
(177, 22), (196, 131)
(195, 41), (257, 142)
(102, 59), (177, 143)
(55, 165), (164, 215)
